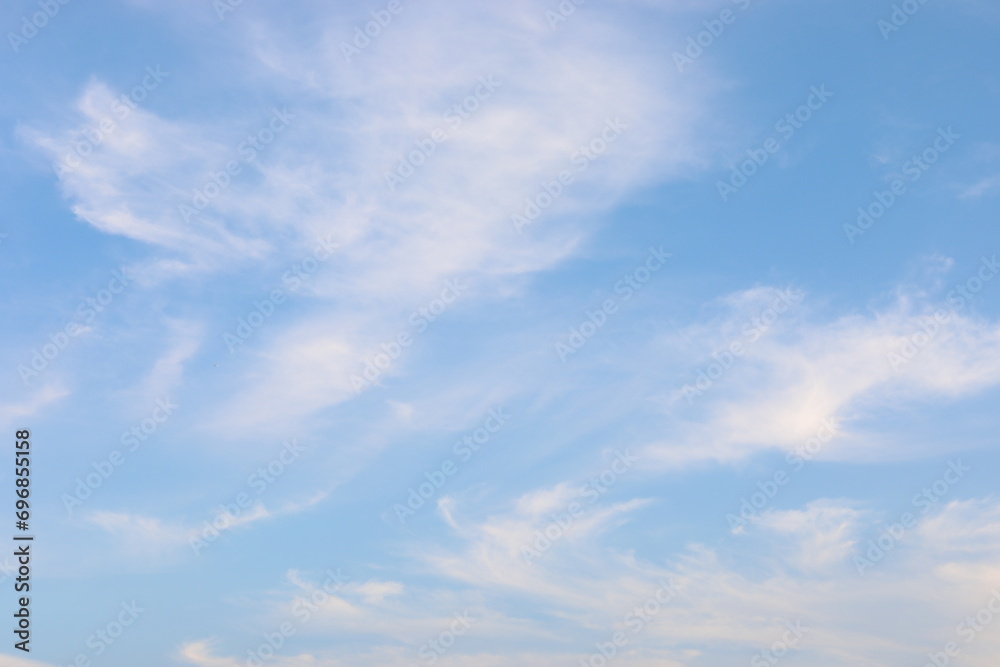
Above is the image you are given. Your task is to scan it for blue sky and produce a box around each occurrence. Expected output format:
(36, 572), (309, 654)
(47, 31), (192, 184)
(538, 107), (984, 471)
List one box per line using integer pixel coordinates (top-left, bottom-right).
(2, 0), (1000, 665)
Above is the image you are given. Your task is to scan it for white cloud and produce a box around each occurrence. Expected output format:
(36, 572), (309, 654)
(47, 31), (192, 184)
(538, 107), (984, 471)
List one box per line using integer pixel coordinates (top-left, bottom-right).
(29, 0), (715, 434)
(0, 384), (70, 430)
(367, 485), (1000, 665)
(959, 173), (1000, 199)
(82, 492), (326, 564)
(0, 657), (63, 667)
(918, 497), (1000, 555)
(752, 500), (867, 573)
(642, 271), (1000, 467)
(135, 318), (202, 404)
